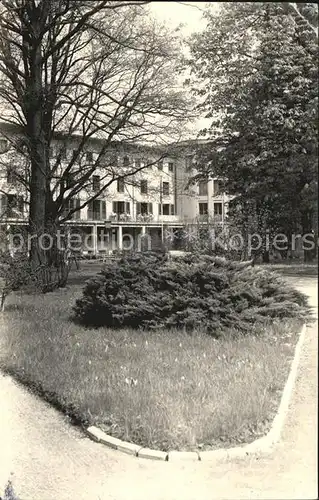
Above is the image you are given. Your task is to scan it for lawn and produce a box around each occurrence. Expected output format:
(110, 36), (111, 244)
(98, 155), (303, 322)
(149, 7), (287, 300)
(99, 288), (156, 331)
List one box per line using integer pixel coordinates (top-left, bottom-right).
(259, 262), (318, 277)
(69, 259), (319, 285)
(0, 283), (304, 452)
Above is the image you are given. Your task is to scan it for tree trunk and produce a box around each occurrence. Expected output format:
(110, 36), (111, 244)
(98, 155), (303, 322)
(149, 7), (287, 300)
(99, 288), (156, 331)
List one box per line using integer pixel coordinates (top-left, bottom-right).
(262, 250), (270, 263)
(26, 29), (47, 268)
(29, 147), (47, 267)
(301, 210), (315, 263)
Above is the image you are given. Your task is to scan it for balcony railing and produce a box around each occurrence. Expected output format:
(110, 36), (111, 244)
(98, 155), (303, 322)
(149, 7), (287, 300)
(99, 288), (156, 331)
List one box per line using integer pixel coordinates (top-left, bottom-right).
(4, 209), (26, 220)
(192, 214), (224, 224)
(213, 214), (223, 222)
(106, 213), (179, 223)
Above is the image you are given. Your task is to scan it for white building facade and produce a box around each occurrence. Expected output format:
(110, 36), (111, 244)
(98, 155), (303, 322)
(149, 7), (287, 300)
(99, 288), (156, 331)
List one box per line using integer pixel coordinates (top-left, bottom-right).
(0, 123), (231, 256)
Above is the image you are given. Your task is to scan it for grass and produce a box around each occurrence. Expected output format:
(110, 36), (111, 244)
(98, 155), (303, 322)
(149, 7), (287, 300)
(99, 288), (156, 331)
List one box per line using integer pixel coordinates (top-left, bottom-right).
(0, 284), (304, 452)
(260, 261), (318, 277)
(71, 259), (318, 284)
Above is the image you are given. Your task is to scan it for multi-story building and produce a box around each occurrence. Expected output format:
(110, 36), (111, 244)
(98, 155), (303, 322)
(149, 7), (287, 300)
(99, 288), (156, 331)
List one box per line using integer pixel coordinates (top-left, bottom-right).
(0, 122), (231, 256)
(176, 139), (230, 227)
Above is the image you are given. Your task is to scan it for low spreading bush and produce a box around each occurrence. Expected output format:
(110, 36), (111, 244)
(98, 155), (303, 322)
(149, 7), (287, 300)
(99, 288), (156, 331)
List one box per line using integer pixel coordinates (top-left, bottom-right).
(74, 252), (309, 334)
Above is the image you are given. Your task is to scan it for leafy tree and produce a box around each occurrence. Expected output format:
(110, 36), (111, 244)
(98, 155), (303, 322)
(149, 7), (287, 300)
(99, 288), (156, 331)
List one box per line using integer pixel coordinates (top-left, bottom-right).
(187, 2), (318, 262)
(282, 2), (318, 37)
(0, 0), (190, 265)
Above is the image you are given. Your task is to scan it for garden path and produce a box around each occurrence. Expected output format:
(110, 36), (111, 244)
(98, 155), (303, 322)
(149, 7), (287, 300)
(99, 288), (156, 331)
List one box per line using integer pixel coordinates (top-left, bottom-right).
(0, 277), (317, 500)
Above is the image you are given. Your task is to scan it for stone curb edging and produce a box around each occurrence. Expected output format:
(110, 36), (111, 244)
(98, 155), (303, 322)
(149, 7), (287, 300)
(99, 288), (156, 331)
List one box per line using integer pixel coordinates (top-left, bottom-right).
(85, 323), (307, 462)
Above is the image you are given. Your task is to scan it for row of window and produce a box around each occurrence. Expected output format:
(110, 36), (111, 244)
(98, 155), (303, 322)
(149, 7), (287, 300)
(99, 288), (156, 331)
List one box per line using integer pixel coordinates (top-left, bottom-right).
(92, 176), (171, 196)
(66, 200), (223, 220)
(140, 180), (170, 196)
(157, 160), (174, 172)
(14, 171), (172, 196)
(87, 201), (175, 219)
(0, 193), (223, 221)
(1, 138), (175, 171)
(199, 202), (223, 216)
(63, 199), (176, 221)
(5, 166), (214, 202)
(198, 179), (224, 196)
(48, 146), (175, 171)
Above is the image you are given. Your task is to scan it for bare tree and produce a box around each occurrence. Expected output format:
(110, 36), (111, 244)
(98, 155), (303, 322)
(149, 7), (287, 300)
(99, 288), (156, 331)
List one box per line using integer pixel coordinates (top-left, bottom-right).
(0, 0), (191, 265)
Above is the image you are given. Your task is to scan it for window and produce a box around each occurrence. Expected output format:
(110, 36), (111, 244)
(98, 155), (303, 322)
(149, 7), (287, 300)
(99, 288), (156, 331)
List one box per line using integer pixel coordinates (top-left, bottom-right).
(117, 177), (125, 193)
(140, 179), (148, 194)
(62, 198), (81, 220)
(66, 173), (75, 189)
(6, 166), (15, 184)
(86, 151), (93, 162)
(113, 201), (130, 214)
(163, 204), (170, 215)
(0, 139), (8, 153)
(59, 145), (67, 160)
(6, 194), (24, 218)
(135, 158), (141, 168)
(136, 202), (152, 215)
(0, 194), (7, 216)
(157, 161), (163, 170)
(72, 199), (81, 220)
(214, 180), (223, 196)
(198, 180), (208, 196)
(60, 172), (75, 190)
(88, 199), (106, 220)
(199, 202), (208, 215)
(168, 162), (174, 173)
(162, 181), (169, 196)
(49, 146), (55, 158)
(214, 203), (223, 215)
(92, 175), (101, 192)
(17, 139), (27, 153)
(159, 204), (175, 216)
(72, 149), (79, 162)
(123, 156), (130, 167)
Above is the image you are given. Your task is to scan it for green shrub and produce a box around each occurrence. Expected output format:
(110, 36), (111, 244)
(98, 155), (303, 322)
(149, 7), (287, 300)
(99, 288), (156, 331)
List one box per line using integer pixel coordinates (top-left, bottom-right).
(74, 252), (309, 334)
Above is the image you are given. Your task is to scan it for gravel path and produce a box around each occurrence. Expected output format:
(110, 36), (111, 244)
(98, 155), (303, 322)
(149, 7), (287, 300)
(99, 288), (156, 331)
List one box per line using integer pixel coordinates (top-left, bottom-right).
(0, 278), (317, 500)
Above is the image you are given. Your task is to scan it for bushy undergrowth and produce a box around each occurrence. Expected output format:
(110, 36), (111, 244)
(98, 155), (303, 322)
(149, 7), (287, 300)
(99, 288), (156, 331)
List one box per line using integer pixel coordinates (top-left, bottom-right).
(74, 252), (309, 334)
(0, 246), (73, 311)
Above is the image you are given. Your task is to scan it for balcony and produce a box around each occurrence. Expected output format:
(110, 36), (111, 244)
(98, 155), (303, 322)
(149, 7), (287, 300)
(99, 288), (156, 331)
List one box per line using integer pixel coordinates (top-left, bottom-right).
(186, 214), (224, 225)
(213, 214), (223, 222)
(109, 213), (151, 223)
(212, 193), (224, 201)
(106, 213), (180, 224)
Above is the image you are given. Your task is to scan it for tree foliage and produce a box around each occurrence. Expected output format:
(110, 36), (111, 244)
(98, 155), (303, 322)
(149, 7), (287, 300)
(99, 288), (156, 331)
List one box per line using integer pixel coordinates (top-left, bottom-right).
(187, 2), (318, 260)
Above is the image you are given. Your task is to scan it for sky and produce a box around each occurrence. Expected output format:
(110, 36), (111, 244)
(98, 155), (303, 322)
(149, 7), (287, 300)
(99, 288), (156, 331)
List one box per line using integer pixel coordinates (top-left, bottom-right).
(149, 2), (216, 136)
(0, 2), (213, 139)
(149, 2), (209, 35)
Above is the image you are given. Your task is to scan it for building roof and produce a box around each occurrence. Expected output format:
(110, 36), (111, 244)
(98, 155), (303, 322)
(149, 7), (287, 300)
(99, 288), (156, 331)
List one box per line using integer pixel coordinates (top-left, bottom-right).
(0, 121), (214, 157)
